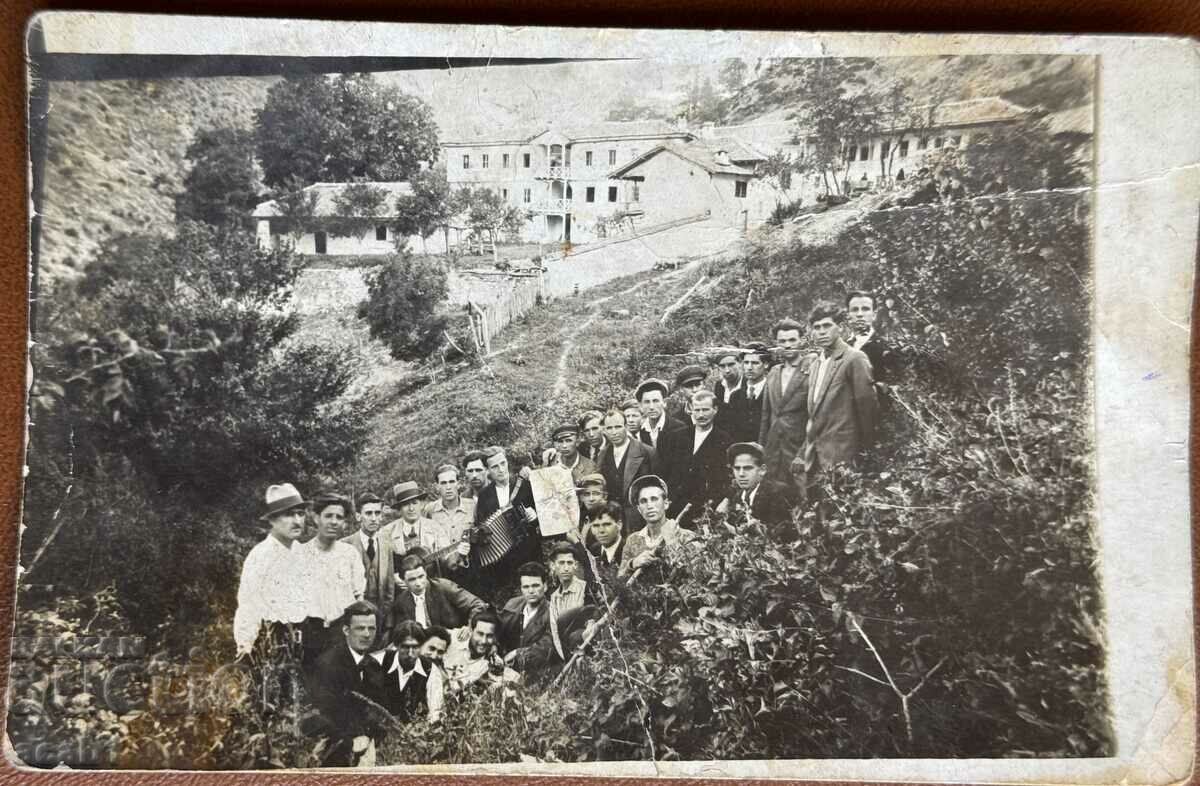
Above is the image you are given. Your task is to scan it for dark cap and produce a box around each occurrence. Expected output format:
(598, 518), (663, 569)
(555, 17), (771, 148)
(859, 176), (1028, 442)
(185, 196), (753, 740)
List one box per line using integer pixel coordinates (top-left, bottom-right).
(726, 441), (766, 465)
(620, 398), (640, 411)
(635, 378), (669, 401)
(311, 490), (352, 515)
(675, 365), (707, 388)
(551, 423), (579, 440)
(577, 473), (607, 491)
(740, 341), (770, 359)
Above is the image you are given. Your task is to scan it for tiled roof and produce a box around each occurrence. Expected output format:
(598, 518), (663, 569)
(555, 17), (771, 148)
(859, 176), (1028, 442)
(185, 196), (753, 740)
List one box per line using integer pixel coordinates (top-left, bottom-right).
(706, 135), (769, 162)
(251, 181), (412, 218)
(442, 120), (692, 146)
(610, 140), (758, 178)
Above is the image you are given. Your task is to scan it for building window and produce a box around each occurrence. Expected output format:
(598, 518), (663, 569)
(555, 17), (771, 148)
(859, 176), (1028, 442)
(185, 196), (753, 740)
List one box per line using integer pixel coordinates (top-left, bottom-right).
(523, 188), (531, 203)
(934, 137), (944, 148)
(314, 231), (327, 254)
(482, 154), (489, 169)
(502, 153), (510, 168)
(899, 140), (909, 158)
(375, 225), (387, 241)
(734, 180), (748, 198)
(585, 150), (593, 167)
(917, 138), (928, 150)
(502, 188), (509, 200)
(523, 153), (531, 168)
(607, 186), (618, 202)
(608, 149), (617, 166)
(880, 141), (890, 160)
(860, 145), (870, 161)
(950, 135), (962, 147)
(462, 154), (471, 169)
(848, 146), (857, 162)
(586, 186), (595, 202)
(632, 181), (640, 202)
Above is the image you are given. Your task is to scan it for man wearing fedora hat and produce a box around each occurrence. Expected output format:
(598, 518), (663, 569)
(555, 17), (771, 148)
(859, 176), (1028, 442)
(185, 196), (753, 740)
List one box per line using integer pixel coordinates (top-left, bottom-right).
(389, 481), (456, 573)
(298, 492), (367, 666)
(233, 483), (313, 658)
(720, 442), (797, 540)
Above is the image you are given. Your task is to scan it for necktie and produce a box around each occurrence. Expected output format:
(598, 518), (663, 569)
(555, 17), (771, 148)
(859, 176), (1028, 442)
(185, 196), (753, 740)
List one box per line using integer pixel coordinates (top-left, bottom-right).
(357, 663), (367, 682)
(366, 536), (376, 562)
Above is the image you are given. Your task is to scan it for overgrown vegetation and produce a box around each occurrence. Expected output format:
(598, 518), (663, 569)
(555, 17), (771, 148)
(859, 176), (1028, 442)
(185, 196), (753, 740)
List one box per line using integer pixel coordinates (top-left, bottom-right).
(356, 249), (451, 362)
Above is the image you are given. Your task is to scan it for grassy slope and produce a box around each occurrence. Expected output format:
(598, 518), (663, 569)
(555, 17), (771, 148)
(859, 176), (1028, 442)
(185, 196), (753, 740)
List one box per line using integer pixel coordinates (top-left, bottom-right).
(38, 77), (275, 282)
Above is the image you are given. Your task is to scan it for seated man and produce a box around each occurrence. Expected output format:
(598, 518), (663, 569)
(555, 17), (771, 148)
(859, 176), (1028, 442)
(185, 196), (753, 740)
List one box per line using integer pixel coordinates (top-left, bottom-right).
(305, 601), (388, 767)
(497, 562), (565, 673)
(444, 609), (521, 693)
(720, 442), (797, 540)
(548, 542), (595, 616)
(619, 475), (699, 580)
(380, 621), (445, 724)
(393, 553), (488, 633)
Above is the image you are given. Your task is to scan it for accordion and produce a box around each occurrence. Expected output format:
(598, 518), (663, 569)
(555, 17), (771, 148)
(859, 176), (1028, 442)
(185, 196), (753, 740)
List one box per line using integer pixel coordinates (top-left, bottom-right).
(474, 505), (526, 567)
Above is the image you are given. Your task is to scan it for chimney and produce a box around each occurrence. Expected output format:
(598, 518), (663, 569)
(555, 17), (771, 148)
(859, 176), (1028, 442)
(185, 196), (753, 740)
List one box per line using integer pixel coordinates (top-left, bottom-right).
(714, 149), (731, 166)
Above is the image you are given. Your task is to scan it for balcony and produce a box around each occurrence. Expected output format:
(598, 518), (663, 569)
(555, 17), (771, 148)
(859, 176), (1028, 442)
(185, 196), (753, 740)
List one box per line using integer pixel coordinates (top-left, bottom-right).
(530, 198), (573, 213)
(534, 164), (572, 180)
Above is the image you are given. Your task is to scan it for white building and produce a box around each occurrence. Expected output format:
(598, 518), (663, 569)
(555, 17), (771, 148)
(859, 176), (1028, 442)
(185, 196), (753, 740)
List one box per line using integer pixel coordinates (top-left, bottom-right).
(252, 181), (446, 256)
(441, 120), (701, 244)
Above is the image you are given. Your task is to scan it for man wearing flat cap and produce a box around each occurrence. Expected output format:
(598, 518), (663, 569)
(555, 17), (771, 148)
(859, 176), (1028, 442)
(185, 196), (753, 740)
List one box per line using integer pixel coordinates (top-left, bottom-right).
(636, 378), (687, 459)
(543, 423), (598, 487)
(720, 442), (797, 540)
(233, 483), (312, 658)
(668, 364), (708, 422)
(711, 349), (747, 437)
(618, 475), (698, 580)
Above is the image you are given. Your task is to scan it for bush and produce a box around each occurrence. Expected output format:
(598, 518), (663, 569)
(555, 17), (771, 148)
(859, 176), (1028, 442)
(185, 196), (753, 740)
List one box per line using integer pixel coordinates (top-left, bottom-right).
(356, 249), (450, 362)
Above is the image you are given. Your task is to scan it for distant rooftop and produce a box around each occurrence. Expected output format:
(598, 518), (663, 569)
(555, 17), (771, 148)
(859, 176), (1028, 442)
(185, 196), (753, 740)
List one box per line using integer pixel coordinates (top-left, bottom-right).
(443, 119), (693, 146)
(917, 97), (1031, 128)
(610, 140), (758, 179)
(251, 181), (412, 218)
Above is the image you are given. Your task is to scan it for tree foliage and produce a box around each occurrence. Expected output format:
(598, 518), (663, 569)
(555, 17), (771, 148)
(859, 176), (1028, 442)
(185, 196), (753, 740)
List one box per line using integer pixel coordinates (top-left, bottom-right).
(269, 176), (322, 244)
(325, 182), (390, 240)
(606, 95), (665, 122)
(792, 60), (882, 195)
(356, 249), (450, 361)
(254, 73), (439, 189)
(455, 187), (526, 261)
(718, 58), (748, 94)
(174, 126), (261, 231)
(394, 166), (454, 254)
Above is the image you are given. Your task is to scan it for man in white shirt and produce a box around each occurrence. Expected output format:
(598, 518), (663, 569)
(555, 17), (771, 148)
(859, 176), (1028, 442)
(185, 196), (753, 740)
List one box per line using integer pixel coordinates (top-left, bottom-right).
(548, 543), (590, 616)
(586, 502), (625, 578)
(424, 464), (475, 548)
(598, 409), (659, 533)
(298, 492), (366, 666)
(233, 483), (311, 658)
(635, 378), (686, 455)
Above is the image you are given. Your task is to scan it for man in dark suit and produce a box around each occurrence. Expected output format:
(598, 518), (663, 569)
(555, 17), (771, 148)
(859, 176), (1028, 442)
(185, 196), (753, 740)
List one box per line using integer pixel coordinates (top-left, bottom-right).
(304, 601), (388, 766)
(635, 378), (687, 457)
(799, 302), (879, 496)
(667, 364), (707, 422)
(759, 319), (816, 490)
(846, 290), (896, 390)
(712, 350), (746, 436)
(393, 553), (488, 631)
(497, 562), (564, 673)
(598, 408), (659, 534)
(586, 501), (626, 586)
(472, 446), (539, 601)
(663, 390), (732, 526)
(739, 343), (770, 443)
(340, 492), (396, 647)
(721, 442), (797, 541)
(379, 621), (443, 723)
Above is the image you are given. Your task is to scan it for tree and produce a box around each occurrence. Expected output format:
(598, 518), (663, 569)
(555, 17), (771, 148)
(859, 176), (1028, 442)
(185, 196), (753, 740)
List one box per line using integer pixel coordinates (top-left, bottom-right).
(606, 95), (664, 122)
(874, 79), (917, 181)
(175, 127), (261, 231)
(718, 59), (748, 95)
(759, 150), (797, 206)
(269, 176), (321, 245)
(678, 76), (724, 124)
(254, 73), (439, 189)
(394, 167), (453, 255)
(792, 60), (881, 195)
(356, 249), (450, 361)
(462, 188), (525, 263)
(326, 182), (389, 240)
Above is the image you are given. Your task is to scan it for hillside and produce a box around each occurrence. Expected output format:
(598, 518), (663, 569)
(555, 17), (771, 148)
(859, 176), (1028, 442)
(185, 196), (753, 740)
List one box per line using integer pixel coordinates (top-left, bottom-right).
(38, 77), (276, 282)
(724, 54), (1094, 126)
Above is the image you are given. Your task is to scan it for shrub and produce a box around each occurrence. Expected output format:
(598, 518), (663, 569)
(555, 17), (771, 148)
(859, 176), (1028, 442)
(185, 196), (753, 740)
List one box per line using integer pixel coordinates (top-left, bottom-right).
(356, 248), (450, 362)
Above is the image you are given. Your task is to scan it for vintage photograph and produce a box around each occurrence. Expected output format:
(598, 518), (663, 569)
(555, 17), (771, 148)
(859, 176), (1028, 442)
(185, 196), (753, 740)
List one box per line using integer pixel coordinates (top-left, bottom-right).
(12, 16), (1130, 772)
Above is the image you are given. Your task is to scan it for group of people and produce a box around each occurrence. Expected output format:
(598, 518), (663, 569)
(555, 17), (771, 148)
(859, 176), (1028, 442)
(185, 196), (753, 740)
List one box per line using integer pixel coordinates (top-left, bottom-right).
(232, 291), (895, 766)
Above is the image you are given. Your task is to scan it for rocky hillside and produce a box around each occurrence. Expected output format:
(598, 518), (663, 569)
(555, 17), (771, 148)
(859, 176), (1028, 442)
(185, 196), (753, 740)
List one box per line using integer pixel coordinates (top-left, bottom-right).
(724, 54), (1094, 126)
(37, 77), (275, 282)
